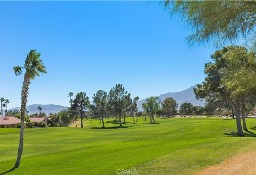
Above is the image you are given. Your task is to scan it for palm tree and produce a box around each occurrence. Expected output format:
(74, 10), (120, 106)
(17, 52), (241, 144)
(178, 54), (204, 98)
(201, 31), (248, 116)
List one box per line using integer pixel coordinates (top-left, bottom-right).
(38, 106), (42, 116)
(0, 97), (5, 117)
(68, 92), (73, 107)
(4, 99), (9, 115)
(13, 49), (46, 168)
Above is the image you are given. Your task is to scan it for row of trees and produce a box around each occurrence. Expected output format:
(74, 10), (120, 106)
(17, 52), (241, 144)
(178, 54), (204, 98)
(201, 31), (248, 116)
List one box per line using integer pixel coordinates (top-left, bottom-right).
(68, 84), (140, 128)
(0, 97), (10, 117)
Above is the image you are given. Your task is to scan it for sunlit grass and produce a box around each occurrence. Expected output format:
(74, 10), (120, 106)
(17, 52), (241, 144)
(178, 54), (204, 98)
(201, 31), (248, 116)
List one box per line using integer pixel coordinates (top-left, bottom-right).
(1, 117), (256, 175)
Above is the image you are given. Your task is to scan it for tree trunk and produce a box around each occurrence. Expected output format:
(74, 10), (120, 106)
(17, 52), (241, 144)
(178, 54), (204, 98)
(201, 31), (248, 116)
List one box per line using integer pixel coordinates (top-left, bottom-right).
(241, 104), (248, 132)
(152, 115), (156, 124)
(80, 116), (83, 128)
(234, 103), (244, 136)
(15, 72), (30, 168)
(132, 114), (135, 123)
(123, 114), (126, 124)
(231, 107), (235, 119)
(0, 101), (2, 117)
(80, 109), (83, 128)
(144, 115), (147, 121)
(149, 114), (152, 124)
(102, 115), (105, 128)
(119, 113), (122, 127)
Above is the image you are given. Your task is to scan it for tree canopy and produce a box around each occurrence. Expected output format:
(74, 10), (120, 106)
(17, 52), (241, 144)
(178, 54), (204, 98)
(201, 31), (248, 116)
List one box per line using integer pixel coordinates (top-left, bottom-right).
(165, 1), (256, 45)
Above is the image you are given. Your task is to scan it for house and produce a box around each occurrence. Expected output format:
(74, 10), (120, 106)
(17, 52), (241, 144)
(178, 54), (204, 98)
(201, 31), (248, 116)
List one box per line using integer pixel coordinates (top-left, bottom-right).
(0, 116), (20, 128)
(0, 116), (45, 128)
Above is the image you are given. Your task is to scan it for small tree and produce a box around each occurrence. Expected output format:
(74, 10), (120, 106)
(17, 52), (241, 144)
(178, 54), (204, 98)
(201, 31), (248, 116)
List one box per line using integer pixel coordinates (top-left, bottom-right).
(91, 90), (108, 128)
(161, 97), (177, 117)
(108, 84), (130, 127)
(72, 92), (90, 128)
(179, 103), (193, 115)
(129, 96), (140, 123)
(142, 97), (159, 124)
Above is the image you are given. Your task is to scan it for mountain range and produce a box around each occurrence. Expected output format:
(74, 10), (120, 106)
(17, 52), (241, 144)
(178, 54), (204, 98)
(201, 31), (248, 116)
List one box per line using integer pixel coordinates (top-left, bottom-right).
(137, 85), (205, 111)
(10, 85), (204, 114)
(11, 104), (68, 115)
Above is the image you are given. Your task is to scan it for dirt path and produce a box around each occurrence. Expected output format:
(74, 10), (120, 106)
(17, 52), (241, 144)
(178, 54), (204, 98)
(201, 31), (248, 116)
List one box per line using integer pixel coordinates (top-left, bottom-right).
(197, 151), (256, 175)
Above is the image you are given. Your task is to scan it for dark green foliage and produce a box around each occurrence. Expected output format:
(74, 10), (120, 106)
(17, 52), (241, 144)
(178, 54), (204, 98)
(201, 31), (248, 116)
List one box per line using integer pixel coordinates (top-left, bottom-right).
(72, 92), (90, 128)
(165, 1), (256, 45)
(108, 84), (130, 127)
(161, 97), (178, 117)
(179, 102), (193, 115)
(142, 97), (159, 124)
(194, 45), (256, 136)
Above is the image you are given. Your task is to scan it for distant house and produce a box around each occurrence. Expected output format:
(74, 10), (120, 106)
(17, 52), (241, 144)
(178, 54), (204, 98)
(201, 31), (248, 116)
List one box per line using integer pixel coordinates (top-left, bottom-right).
(0, 116), (20, 128)
(0, 116), (45, 128)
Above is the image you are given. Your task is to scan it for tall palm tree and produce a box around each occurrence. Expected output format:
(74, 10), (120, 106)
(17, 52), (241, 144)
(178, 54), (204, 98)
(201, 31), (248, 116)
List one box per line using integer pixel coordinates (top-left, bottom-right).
(4, 99), (9, 115)
(0, 97), (5, 117)
(13, 49), (46, 168)
(38, 106), (42, 116)
(68, 92), (73, 107)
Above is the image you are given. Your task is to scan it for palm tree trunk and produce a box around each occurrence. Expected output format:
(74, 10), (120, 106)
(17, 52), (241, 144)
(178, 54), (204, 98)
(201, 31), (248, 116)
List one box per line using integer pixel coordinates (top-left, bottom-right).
(1, 101), (2, 117)
(149, 114), (152, 124)
(234, 103), (244, 136)
(132, 114), (135, 123)
(15, 72), (30, 168)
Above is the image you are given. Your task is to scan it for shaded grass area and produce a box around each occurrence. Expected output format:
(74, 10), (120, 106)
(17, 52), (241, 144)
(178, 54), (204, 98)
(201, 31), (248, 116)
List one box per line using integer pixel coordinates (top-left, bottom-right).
(1, 117), (256, 175)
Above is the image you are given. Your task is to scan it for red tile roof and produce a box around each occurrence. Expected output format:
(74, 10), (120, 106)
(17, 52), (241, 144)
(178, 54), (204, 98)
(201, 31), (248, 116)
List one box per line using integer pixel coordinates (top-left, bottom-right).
(0, 116), (20, 125)
(0, 116), (45, 125)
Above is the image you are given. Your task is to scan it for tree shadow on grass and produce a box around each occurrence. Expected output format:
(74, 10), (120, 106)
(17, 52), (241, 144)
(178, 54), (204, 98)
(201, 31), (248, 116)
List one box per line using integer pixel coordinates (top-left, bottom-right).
(0, 167), (16, 175)
(90, 125), (132, 129)
(224, 130), (256, 137)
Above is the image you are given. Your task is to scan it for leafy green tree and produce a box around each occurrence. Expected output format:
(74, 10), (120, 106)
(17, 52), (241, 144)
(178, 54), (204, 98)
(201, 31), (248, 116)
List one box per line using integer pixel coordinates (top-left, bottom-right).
(13, 49), (46, 168)
(165, 1), (256, 45)
(123, 93), (132, 124)
(142, 97), (159, 124)
(128, 96), (140, 123)
(161, 97), (177, 117)
(195, 46), (256, 136)
(6, 109), (20, 116)
(192, 106), (204, 115)
(91, 90), (108, 128)
(72, 92), (90, 128)
(108, 84), (130, 127)
(179, 102), (193, 115)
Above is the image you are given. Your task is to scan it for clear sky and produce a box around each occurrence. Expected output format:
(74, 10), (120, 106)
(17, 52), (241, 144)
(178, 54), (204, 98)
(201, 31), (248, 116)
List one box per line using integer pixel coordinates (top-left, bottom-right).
(0, 1), (214, 109)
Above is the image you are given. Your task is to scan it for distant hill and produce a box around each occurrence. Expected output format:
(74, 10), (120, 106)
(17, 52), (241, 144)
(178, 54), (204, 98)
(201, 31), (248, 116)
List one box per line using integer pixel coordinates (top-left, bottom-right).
(138, 85), (205, 111)
(11, 104), (68, 115)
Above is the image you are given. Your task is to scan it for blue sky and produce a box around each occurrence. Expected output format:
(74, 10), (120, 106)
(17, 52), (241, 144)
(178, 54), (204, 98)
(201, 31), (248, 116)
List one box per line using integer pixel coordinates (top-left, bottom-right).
(0, 2), (214, 109)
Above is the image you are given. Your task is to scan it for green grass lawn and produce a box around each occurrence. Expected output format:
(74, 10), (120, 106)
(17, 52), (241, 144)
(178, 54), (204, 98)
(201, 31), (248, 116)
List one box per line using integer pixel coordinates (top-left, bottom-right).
(1, 117), (256, 175)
